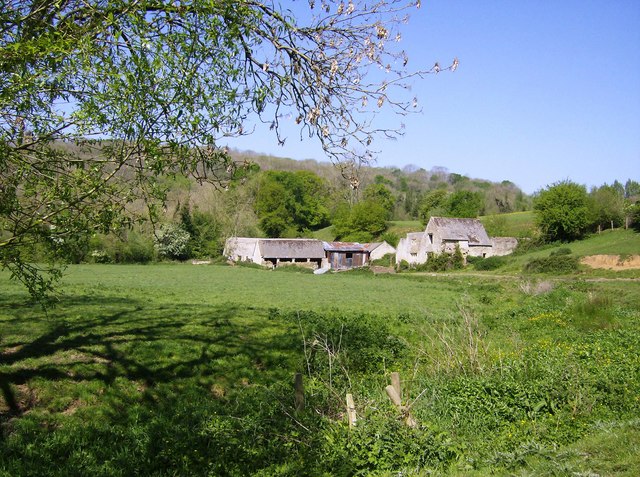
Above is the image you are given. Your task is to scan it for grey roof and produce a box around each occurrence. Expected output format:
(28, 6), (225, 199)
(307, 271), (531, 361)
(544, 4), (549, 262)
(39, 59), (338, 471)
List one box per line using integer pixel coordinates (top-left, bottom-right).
(259, 239), (325, 259)
(323, 241), (368, 252)
(426, 217), (492, 246)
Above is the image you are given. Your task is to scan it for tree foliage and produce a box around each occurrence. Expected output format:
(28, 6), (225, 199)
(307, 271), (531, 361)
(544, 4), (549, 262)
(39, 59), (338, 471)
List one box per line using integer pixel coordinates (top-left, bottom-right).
(445, 190), (484, 218)
(533, 181), (590, 242)
(332, 199), (388, 242)
(1, 0), (455, 298)
(589, 184), (625, 231)
(362, 183), (395, 219)
(255, 170), (330, 237)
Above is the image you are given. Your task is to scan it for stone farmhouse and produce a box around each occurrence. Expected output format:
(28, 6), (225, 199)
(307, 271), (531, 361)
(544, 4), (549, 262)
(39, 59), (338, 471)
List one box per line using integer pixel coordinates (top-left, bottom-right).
(223, 237), (396, 271)
(396, 217), (517, 265)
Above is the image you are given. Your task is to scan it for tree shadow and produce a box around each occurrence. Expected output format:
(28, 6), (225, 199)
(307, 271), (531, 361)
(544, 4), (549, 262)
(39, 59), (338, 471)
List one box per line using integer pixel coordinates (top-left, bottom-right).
(0, 292), (301, 419)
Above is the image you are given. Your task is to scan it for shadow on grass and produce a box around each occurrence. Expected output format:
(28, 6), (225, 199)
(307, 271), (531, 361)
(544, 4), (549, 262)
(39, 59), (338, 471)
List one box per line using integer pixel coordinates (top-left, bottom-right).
(0, 293), (322, 475)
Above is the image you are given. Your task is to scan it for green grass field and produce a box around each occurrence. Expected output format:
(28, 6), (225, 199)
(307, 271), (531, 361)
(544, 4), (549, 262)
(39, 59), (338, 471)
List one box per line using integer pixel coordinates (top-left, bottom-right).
(2, 237), (640, 475)
(479, 211), (535, 237)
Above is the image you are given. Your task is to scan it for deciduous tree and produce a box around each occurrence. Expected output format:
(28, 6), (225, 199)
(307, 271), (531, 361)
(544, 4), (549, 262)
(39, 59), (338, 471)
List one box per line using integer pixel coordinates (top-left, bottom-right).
(0, 0), (455, 297)
(533, 181), (590, 242)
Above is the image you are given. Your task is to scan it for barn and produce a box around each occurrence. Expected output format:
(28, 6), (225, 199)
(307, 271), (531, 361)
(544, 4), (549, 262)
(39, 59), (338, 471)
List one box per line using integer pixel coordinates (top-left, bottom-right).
(259, 239), (326, 268)
(323, 242), (370, 270)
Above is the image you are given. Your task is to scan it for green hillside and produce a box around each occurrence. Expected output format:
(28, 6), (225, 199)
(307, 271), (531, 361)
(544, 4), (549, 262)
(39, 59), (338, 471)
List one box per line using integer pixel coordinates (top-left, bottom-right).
(479, 211), (535, 237)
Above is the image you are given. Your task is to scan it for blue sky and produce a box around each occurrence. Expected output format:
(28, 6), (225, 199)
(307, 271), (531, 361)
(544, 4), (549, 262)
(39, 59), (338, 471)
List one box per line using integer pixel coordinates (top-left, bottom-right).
(225, 1), (640, 194)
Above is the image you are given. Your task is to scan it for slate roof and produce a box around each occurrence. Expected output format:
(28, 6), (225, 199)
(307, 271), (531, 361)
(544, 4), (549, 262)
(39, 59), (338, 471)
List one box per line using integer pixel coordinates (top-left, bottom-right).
(323, 241), (368, 252)
(426, 217), (492, 246)
(259, 239), (325, 259)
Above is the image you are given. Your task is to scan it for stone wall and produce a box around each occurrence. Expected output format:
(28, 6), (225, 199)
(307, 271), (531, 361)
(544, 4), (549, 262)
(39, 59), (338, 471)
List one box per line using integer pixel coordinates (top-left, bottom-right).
(491, 237), (518, 256)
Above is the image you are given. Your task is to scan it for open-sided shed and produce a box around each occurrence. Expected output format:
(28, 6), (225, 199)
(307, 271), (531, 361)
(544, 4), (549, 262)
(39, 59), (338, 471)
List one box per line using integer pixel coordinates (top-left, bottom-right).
(323, 242), (370, 270)
(259, 239), (326, 268)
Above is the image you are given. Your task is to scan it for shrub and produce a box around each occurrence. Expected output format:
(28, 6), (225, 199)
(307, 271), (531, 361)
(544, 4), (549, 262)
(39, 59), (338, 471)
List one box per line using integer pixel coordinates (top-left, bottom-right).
(549, 247), (572, 256)
(417, 247), (464, 272)
(288, 310), (403, 377)
(154, 223), (191, 260)
(523, 255), (579, 274)
(397, 259), (411, 271)
(89, 232), (155, 263)
(370, 253), (396, 267)
(473, 256), (507, 271)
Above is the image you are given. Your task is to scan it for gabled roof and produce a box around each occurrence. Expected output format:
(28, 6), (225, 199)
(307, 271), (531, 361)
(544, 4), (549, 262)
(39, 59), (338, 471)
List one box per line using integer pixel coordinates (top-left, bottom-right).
(259, 239), (325, 259)
(404, 232), (424, 253)
(224, 237), (259, 257)
(323, 241), (368, 252)
(426, 217), (492, 246)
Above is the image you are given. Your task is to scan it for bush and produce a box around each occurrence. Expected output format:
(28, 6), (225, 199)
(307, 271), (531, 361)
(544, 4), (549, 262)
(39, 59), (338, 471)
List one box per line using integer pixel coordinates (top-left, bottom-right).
(154, 223), (191, 260)
(523, 255), (579, 274)
(550, 247), (572, 256)
(370, 253), (396, 267)
(287, 310), (403, 377)
(89, 232), (155, 263)
(417, 247), (464, 272)
(473, 256), (507, 271)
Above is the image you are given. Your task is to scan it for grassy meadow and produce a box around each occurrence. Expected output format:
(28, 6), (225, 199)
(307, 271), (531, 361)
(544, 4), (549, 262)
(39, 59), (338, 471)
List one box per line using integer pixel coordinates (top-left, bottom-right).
(1, 247), (640, 475)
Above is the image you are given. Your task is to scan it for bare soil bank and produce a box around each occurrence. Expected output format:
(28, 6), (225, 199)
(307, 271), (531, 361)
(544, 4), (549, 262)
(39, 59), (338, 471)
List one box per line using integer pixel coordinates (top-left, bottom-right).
(581, 254), (640, 270)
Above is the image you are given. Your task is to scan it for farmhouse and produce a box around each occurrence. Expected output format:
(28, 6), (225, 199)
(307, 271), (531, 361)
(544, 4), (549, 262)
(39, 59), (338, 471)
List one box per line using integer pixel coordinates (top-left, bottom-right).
(396, 216), (517, 265)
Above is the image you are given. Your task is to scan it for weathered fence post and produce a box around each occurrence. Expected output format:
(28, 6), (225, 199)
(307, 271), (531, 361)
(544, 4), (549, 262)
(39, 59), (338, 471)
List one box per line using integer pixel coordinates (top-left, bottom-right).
(346, 393), (357, 428)
(294, 372), (304, 413)
(390, 371), (401, 400)
(385, 373), (417, 428)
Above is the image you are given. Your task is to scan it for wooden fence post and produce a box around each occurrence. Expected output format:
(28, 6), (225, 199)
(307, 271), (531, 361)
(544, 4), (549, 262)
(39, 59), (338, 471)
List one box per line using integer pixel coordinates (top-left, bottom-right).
(346, 393), (357, 428)
(385, 373), (417, 428)
(390, 371), (401, 400)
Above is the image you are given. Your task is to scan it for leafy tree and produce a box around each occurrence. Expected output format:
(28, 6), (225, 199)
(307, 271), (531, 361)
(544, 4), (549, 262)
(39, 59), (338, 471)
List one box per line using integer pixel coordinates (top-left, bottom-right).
(179, 204), (222, 258)
(419, 189), (448, 225)
(332, 199), (388, 242)
(362, 183), (395, 219)
(629, 202), (640, 232)
(533, 181), (590, 242)
(589, 184), (624, 231)
(349, 201), (388, 241)
(445, 190), (484, 218)
(1, 1), (456, 298)
(624, 179), (640, 199)
(255, 171), (329, 237)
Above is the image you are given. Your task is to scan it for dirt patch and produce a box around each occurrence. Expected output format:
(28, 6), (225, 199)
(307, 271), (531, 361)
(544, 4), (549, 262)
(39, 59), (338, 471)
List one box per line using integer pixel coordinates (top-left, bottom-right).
(581, 255), (640, 270)
(371, 266), (396, 274)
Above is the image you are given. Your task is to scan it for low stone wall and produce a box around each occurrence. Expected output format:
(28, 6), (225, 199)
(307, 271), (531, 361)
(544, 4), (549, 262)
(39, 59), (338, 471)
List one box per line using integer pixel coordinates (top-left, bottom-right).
(491, 237), (518, 256)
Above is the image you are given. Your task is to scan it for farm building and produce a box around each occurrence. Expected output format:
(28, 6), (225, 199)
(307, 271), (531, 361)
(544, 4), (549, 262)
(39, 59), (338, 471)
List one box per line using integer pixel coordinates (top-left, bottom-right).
(224, 237), (397, 270)
(260, 239), (326, 268)
(396, 232), (429, 265)
(323, 240), (397, 270)
(223, 237), (261, 263)
(224, 237), (326, 269)
(396, 217), (517, 265)
(324, 242), (370, 270)
(365, 241), (397, 261)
